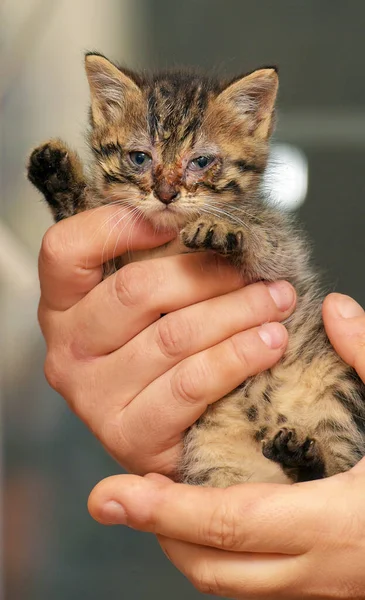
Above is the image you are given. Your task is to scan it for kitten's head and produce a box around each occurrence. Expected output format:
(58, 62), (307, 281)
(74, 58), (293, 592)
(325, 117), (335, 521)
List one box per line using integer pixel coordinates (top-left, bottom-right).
(85, 53), (278, 229)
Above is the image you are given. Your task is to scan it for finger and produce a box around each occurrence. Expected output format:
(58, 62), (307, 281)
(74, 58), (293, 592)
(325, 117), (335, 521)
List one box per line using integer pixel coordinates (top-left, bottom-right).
(56, 319), (289, 473)
(104, 280), (295, 393)
(322, 293), (365, 380)
(88, 473), (312, 555)
(119, 321), (289, 469)
(67, 252), (246, 355)
(158, 536), (302, 599)
(39, 205), (175, 311)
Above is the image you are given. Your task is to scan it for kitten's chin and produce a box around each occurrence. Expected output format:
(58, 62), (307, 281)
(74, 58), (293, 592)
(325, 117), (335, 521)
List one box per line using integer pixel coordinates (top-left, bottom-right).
(143, 207), (192, 231)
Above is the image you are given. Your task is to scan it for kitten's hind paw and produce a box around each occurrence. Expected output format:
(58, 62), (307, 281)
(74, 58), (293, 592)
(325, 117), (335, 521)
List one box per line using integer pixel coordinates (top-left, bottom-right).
(262, 427), (325, 481)
(181, 218), (244, 255)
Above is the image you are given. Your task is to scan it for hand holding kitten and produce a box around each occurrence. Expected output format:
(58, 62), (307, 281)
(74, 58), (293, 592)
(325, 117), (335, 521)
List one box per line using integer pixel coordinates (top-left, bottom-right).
(88, 294), (365, 600)
(31, 55), (365, 485)
(38, 205), (295, 477)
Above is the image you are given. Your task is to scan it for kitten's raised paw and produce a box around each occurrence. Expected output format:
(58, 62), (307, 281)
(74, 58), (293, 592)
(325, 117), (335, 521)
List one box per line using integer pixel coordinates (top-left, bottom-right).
(262, 427), (325, 480)
(181, 219), (244, 255)
(27, 140), (73, 196)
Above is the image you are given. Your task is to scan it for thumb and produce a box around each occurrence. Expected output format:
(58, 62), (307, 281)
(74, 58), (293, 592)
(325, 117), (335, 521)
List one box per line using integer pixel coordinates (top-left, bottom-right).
(88, 474), (174, 527)
(88, 473), (314, 554)
(322, 293), (365, 381)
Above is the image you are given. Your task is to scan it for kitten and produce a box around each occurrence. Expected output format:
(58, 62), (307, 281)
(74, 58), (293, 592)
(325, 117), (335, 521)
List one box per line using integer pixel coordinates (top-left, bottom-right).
(28, 53), (365, 487)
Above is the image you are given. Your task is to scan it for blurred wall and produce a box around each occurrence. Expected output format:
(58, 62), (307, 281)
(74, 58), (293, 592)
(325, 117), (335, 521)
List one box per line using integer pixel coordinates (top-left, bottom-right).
(1, 2), (157, 600)
(142, 0), (365, 303)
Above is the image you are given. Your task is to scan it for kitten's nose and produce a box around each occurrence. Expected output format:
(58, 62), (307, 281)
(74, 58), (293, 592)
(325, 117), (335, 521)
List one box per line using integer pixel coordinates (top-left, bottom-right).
(155, 182), (180, 205)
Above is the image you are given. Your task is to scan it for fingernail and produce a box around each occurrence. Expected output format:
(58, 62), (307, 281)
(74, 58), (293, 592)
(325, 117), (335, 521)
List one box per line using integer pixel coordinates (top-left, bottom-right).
(258, 322), (286, 349)
(335, 295), (364, 319)
(266, 281), (295, 311)
(101, 501), (127, 525)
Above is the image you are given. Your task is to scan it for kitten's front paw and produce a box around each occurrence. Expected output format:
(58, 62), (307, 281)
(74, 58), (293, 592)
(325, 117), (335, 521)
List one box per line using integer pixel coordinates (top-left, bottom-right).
(181, 219), (244, 255)
(27, 140), (74, 196)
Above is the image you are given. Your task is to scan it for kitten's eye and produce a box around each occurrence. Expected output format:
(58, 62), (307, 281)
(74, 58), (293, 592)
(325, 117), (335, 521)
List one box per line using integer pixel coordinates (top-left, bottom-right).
(189, 156), (214, 170)
(129, 151), (152, 168)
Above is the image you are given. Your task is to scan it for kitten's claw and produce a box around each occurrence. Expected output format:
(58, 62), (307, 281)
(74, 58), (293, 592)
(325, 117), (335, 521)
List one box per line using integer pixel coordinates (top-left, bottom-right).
(262, 427), (318, 467)
(181, 219), (244, 255)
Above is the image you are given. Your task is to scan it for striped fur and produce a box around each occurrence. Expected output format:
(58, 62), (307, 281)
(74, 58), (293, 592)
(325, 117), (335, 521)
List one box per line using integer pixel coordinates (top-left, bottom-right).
(27, 53), (365, 487)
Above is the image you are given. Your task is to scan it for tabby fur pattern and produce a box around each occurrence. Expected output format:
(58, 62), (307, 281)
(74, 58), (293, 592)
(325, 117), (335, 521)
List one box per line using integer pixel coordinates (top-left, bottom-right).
(27, 53), (365, 486)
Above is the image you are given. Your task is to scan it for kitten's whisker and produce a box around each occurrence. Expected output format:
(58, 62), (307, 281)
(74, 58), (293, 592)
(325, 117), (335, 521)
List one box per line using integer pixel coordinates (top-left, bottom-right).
(200, 204), (252, 232)
(125, 210), (144, 262)
(207, 197), (263, 222)
(84, 191), (141, 257)
(200, 202), (262, 245)
(205, 200), (257, 225)
(111, 207), (143, 270)
(113, 207), (141, 264)
(107, 210), (137, 272)
(101, 206), (140, 268)
(109, 206), (141, 265)
(84, 195), (137, 258)
(85, 206), (131, 270)
(100, 208), (131, 267)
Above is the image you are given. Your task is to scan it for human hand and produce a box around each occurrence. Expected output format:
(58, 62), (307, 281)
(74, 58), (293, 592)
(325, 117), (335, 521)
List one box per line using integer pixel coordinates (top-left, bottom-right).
(88, 293), (365, 599)
(38, 206), (295, 476)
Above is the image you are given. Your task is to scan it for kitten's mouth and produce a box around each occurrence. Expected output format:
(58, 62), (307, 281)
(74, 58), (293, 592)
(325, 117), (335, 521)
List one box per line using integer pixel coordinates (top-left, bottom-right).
(143, 200), (197, 230)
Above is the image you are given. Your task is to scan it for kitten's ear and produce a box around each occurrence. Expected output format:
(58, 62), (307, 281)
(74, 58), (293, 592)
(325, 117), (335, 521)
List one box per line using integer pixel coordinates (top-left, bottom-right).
(217, 68), (278, 139)
(85, 53), (141, 126)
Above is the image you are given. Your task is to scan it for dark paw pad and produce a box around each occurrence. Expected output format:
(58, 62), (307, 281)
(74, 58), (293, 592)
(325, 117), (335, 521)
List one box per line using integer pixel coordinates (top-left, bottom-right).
(27, 142), (72, 195)
(262, 428), (318, 468)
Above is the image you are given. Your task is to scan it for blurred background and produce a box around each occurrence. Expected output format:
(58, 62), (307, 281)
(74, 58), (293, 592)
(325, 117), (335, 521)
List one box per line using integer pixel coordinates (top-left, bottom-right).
(2, 1), (365, 598)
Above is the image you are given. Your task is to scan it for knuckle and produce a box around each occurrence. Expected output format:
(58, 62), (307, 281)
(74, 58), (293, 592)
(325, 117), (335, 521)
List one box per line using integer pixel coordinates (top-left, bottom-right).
(353, 332), (365, 375)
(206, 496), (241, 551)
(155, 314), (189, 359)
(114, 262), (150, 308)
(244, 282), (274, 319)
(191, 562), (226, 596)
(40, 225), (64, 266)
(44, 344), (78, 400)
(100, 417), (132, 465)
(44, 351), (64, 391)
(227, 334), (251, 373)
(355, 329), (365, 350)
(171, 359), (208, 405)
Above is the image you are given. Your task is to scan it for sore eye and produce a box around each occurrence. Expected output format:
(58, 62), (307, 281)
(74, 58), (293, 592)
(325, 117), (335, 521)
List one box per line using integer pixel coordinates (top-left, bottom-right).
(129, 151), (152, 168)
(189, 156), (214, 170)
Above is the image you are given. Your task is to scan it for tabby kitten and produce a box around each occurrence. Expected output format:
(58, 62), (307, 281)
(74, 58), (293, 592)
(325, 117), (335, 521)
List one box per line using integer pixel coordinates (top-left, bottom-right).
(28, 53), (365, 487)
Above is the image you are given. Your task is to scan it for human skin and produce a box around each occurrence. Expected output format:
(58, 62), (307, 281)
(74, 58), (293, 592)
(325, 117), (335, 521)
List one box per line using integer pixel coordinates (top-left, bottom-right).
(38, 205), (295, 477)
(40, 205), (365, 598)
(88, 293), (365, 599)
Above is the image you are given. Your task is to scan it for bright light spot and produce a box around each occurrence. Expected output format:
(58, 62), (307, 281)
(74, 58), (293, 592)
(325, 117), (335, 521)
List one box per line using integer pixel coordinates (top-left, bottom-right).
(263, 143), (308, 211)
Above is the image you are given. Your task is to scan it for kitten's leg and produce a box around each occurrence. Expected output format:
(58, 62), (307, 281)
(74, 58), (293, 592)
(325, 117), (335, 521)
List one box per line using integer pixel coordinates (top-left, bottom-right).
(262, 389), (365, 483)
(181, 394), (292, 488)
(182, 424), (291, 487)
(180, 209), (306, 283)
(27, 139), (87, 221)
